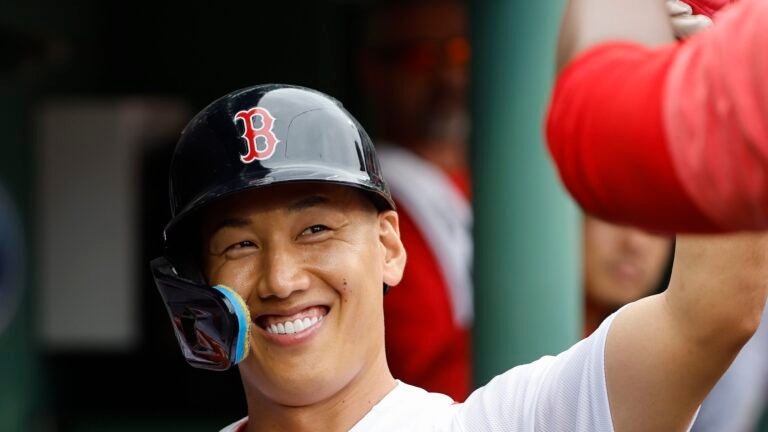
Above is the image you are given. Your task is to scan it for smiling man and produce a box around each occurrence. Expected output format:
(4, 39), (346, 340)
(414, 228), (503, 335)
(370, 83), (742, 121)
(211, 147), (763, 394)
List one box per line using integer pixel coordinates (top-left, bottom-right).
(151, 84), (768, 432)
(202, 183), (402, 427)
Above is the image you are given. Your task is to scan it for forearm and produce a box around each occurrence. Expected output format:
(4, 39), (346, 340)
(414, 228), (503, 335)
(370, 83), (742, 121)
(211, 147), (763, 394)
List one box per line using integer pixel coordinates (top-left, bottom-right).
(547, 0), (768, 232)
(546, 42), (720, 232)
(664, 0), (768, 229)
(550, 0), (694, 232)
(557, 0), (673, 72)
(664, 234), (768, 346)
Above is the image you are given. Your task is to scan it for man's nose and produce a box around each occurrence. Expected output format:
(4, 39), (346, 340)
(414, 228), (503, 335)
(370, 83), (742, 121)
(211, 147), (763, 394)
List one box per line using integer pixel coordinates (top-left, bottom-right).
(256, 247), (312, 300)
(622, 228), (655, 252)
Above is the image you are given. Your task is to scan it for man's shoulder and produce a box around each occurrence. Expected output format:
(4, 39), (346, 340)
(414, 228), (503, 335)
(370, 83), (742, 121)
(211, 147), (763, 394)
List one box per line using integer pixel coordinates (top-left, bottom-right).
(370, 381), (456, 416)
(389, 381), (456, 405)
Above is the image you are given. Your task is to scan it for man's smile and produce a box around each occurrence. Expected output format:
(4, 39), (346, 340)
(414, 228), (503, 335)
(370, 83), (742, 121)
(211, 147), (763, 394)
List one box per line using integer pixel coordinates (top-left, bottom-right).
(254, 305), (330, 345)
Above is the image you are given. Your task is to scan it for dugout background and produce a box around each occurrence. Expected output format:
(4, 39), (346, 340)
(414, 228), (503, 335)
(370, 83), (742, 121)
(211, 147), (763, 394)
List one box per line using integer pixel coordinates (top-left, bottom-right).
(0, 0), (673, 430)
(1, 1), (372, 429)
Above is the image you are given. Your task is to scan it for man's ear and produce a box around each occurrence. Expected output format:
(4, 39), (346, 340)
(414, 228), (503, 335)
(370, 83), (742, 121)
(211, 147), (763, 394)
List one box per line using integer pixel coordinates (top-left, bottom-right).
(378, 210), (406, 287)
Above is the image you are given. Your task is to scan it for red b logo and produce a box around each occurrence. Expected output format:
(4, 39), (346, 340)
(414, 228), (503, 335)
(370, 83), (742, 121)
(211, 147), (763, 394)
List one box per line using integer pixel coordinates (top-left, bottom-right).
(233, 107), (280, 163)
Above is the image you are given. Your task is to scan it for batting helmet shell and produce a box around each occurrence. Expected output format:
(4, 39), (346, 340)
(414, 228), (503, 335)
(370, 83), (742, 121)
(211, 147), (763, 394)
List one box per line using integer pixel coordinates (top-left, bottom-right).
(165, 84), (393, 253)
(152, 84), (394, 371)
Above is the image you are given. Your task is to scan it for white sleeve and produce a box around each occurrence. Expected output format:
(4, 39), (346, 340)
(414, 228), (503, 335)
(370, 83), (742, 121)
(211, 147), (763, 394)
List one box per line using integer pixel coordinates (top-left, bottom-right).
(453, 310), (619, 432)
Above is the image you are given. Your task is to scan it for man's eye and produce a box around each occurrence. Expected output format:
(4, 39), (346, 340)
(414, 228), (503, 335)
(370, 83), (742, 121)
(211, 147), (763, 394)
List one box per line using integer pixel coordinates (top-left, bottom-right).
(227, 240), (256, 251)
(301, 225), (329, 236)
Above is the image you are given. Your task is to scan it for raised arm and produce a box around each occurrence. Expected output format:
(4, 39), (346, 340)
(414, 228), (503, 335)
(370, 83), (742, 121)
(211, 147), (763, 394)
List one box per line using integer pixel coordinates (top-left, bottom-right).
(547, 0), (768, 232)
(605, 232), (768, 431)
(556, 0), (674, 71)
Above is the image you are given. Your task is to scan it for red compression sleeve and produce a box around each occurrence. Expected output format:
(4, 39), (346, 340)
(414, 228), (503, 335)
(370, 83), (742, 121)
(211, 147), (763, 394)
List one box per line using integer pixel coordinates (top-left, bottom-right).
(664, 0), (768, 230)
(546, 42), (720, 232)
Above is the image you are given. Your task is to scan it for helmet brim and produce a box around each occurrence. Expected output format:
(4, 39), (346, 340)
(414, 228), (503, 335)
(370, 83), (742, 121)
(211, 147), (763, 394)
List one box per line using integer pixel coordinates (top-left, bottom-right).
(164, 164), (395, 246)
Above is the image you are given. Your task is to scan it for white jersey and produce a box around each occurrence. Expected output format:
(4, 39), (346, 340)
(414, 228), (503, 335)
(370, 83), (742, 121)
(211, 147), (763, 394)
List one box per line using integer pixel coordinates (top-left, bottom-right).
(222, 308), (695, 431)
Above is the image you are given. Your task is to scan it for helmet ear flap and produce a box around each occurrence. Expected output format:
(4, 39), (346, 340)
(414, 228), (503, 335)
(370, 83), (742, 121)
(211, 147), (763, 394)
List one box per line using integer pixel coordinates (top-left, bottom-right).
(163, 213), (208, 285)
(151, 257), (251, 370)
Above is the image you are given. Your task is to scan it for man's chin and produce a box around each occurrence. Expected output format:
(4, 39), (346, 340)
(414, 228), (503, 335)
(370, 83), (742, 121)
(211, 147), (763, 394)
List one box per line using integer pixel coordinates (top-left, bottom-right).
(241, 359), (354, 406)
(257, 375), (347, 408)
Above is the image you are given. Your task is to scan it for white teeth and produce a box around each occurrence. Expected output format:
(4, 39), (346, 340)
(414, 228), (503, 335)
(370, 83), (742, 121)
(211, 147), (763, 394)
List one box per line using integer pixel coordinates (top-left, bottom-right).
(264, 311), (327, 335)
(293, 319), (305, 332)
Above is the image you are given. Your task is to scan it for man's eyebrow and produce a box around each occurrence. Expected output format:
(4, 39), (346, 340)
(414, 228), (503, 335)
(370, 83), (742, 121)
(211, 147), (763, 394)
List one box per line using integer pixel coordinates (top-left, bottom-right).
(287, 195), (331, 212)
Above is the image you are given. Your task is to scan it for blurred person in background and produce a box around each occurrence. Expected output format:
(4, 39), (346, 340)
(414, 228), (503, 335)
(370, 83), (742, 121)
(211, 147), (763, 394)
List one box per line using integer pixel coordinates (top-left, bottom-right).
(358, 0), (472, 401)
(582, 216), (673, 337)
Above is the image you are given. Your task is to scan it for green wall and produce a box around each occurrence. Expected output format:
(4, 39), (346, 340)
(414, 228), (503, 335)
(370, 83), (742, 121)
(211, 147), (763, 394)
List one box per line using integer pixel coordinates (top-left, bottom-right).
(471, 0), (581, 386)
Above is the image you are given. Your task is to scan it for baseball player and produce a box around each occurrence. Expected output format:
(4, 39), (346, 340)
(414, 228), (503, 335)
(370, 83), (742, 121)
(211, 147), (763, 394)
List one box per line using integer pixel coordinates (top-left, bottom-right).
(152, 84), (768, 431)
(547, 0), (768, 232)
